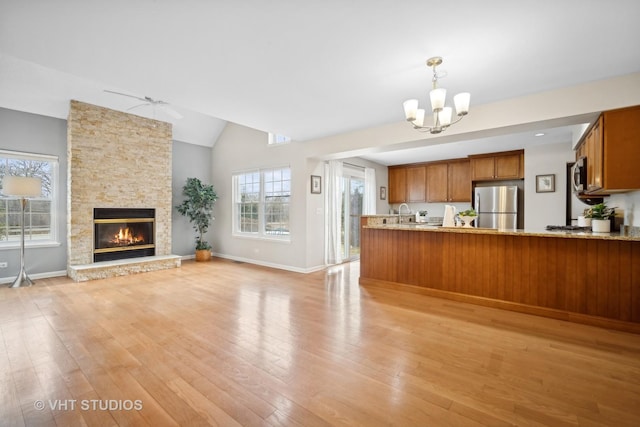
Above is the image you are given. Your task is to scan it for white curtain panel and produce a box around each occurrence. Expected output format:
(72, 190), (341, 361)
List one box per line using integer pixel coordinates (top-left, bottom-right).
(324, 160), (343, 265)
(363, 167), (376, 215)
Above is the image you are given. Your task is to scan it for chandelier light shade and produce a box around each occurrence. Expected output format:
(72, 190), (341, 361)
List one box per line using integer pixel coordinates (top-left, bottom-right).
(403, 56), (470, 134)
(1, 175), (42, 288)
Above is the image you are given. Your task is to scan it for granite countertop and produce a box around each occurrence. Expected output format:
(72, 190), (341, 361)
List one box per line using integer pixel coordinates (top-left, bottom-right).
(363, 223), (640, 241)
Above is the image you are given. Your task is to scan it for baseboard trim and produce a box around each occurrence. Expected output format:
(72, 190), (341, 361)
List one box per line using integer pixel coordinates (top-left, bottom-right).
(0, 270), (68, 285)
(213, 253), (326, 274)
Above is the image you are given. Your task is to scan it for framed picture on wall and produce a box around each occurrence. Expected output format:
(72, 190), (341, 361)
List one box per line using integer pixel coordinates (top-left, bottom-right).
(536, 174), (555, 193)
(380, 186), (387, 200)
(311, 175), (321, 194)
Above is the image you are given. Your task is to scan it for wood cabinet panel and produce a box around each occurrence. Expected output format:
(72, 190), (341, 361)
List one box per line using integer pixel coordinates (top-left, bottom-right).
(388, 167), (406, 203)
(495, 154), (522, 179)
(406, 166), (426, 202)
(360, 227), (640, 332)
(470, 151), (524, 181)
(578, 105), (640, 194)
(426, 160), (471, 202)
(448, 160), (471, 202)
(426, 163), (448, 202)
(470, 157), (495, 180)
(601, 106), (640, 191)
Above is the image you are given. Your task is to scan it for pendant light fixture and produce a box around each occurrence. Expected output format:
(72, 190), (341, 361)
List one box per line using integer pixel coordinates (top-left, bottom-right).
(403, 56), (470, 134)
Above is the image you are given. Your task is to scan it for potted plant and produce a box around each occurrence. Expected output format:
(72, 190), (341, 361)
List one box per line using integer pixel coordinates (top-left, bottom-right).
(458, 208), (477, 228)
(584, 202), (615, 233)
(176, 177), (218, 261)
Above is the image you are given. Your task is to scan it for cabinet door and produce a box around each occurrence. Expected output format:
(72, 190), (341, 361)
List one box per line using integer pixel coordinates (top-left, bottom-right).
(494, 153), (522, 179)
(448, 161), (471, 202)
(388, 167), (407, 203)
(590, 119), (603, 191)
(406, 166), (426, 202)
(601, 107), (640, 191)
(471, 157), (495, 180)
(426, 163), (448, 202)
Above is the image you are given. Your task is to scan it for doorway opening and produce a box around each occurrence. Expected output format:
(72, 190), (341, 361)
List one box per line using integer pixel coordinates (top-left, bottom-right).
(341, 166), (364, 261)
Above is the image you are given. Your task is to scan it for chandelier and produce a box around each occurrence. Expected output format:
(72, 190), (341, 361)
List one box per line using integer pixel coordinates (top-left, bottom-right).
(403, 56), (470, 134)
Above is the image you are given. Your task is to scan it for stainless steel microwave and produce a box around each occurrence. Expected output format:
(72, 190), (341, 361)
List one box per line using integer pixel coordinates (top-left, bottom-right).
(571, 157), (587, 193)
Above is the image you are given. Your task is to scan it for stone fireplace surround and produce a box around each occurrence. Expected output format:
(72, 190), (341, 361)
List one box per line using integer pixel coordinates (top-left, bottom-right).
(67, 101), (180, 281)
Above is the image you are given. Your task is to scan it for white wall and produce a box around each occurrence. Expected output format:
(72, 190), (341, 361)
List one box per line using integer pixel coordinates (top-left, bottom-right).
(211, 123), (326, 272)
(524, 141), (575, 230)
(608, 191), (640, 228)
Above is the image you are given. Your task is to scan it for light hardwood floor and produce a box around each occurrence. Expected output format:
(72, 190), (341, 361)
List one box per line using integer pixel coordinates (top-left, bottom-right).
(1, 259), (639, 426)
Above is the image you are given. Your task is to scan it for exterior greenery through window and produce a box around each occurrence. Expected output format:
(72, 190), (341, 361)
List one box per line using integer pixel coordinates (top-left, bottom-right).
(233, 167), (291, 238)
(0, 150), (58, 245)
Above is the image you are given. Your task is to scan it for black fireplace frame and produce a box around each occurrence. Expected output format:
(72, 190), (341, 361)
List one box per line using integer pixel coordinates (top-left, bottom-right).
(93, 208), (155, 262)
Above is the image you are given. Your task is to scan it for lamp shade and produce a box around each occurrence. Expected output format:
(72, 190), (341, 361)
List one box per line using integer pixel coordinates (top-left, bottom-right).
(429, 88), (446, 111)
(403, 99), (419, 121)
(1, 176), (42, 197)
(454, 92), (471, 116)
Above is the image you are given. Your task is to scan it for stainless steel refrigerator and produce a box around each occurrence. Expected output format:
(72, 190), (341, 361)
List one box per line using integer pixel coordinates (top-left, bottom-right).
(474, 185), (518, 229)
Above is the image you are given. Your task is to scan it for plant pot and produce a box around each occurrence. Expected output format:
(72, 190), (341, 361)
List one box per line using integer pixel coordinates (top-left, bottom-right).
(577, 216), (591, 227)
(195, 249), (212, 262)
(591, 219), (611, 233)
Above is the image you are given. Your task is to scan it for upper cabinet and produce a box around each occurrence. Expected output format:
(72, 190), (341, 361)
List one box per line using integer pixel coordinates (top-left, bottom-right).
(470, 150), (524, 181)
(406, 165), (426, 202)
(576, 105), (640, 195)
(388, 151), (521, 205)
(389, 165), (426, 203)
(426, 160), (471, 202)
(388, 166), (407, 203)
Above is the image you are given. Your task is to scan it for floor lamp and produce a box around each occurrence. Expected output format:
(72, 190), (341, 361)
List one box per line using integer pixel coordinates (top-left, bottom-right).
(1, 176), (42, 288)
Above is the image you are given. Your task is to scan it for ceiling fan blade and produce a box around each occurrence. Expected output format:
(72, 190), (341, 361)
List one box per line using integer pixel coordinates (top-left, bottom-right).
(126, 103), (149, 112)
(104, 89), (147, 102)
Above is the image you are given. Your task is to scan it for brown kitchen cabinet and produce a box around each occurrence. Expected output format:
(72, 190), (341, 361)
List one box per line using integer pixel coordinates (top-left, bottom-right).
(406, 165), (426, 202)
(388, 165), (426, 203)
(388, 166), (407, 203)
(470, 150), (524, 181)
(426, 160), (471, 202)
(577, 105), (640, 195)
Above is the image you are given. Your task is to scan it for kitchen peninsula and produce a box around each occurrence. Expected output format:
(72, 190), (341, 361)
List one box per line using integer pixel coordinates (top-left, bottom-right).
(359, 217), (640, 333)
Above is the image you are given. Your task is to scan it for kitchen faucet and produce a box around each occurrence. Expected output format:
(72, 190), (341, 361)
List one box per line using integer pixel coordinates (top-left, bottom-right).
(398, 203), (411, 223)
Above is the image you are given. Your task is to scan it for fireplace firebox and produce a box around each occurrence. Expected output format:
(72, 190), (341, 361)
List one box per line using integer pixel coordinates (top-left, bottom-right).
(94, 208), (155, 262)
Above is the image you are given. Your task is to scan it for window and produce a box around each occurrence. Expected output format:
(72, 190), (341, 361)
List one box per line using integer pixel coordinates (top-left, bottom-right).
(233, 167), (291, 239)
(268, 133), (291, 145)
(0, 150), (58, 247)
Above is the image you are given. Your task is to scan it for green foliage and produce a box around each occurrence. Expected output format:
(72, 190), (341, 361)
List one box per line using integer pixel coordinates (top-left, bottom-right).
(175, 178), (218, 250)
(583, 203), (615, 220)
(459, 208), (477, 217)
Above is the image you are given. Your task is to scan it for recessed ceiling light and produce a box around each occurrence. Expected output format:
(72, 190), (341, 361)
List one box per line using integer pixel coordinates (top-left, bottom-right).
(534, 132), (545, 137)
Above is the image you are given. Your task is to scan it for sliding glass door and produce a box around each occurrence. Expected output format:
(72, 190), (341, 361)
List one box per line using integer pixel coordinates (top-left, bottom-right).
(341, 166), (364, 261)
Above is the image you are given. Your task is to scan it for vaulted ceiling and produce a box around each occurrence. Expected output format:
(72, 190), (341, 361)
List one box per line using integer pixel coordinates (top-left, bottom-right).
(1, 1), (639, 163)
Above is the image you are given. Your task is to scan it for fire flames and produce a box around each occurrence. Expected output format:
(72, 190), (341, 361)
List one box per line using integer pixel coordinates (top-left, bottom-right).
(111, 227), (144, 246)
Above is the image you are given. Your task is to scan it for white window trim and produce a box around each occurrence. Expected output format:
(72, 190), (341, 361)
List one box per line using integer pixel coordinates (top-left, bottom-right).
(232, 166), (291, 242)
(0, 149), (60, 249)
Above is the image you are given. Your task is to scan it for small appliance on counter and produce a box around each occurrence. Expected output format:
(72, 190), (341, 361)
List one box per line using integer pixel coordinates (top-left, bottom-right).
(442, 205), (457, 227)
(415, 210), (428, 223)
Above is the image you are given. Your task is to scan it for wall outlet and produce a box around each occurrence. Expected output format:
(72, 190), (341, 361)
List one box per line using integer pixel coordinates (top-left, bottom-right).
(0, 262), (7, 268)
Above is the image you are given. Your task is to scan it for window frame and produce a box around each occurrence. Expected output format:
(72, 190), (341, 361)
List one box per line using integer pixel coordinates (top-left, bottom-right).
(0, 149), (60, 249)
(232, 166), (291, 241)
(268, 133), (292, 145)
